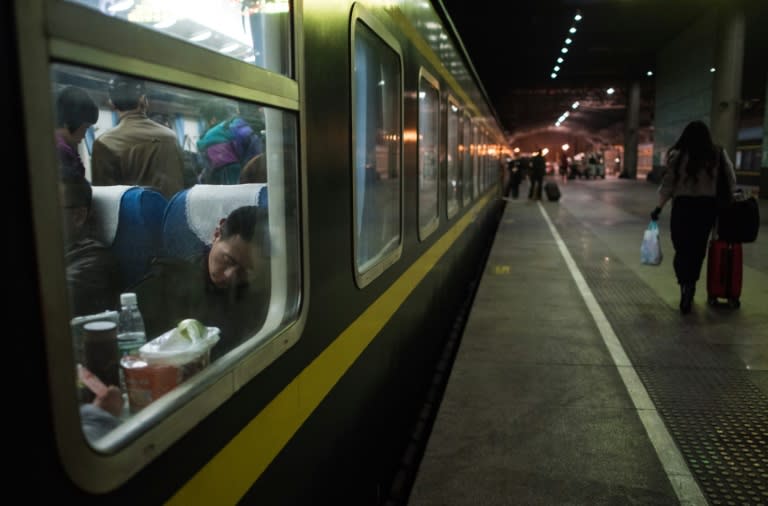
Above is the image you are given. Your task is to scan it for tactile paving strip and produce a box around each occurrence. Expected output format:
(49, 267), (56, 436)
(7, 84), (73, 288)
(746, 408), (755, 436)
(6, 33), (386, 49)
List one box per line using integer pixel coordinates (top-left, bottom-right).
(555, 212), (768, 506)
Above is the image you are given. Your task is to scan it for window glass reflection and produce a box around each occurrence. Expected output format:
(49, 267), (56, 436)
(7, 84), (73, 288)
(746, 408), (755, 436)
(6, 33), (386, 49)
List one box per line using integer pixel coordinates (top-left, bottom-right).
(418, 76), (439, 238)
(462, 115), (472, 205)
(352, 21), (402, 279)
(446, 101), (460, 218)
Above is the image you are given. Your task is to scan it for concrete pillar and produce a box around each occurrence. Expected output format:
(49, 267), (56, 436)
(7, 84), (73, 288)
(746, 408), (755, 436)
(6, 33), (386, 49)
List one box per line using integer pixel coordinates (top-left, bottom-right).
(709, 7), (745, 159)
(621, 81), (640, 179)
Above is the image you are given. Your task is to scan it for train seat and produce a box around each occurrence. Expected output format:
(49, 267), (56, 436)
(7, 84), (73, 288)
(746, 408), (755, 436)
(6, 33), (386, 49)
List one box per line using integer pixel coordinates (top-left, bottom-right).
(88, 185), (168, 289)
(161, 183), (268, 259)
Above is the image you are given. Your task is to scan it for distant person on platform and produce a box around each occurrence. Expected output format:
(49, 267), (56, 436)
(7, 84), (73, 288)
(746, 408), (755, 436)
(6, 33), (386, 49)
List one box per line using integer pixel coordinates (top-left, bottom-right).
(508, 157), (524, 199)
(90, 75), (185, 198)
(559, 154), (569, 183)
(528, 149), (546, 200)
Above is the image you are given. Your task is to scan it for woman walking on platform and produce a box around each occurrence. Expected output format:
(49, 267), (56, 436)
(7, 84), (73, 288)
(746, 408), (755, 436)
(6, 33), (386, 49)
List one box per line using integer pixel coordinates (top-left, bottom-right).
(650, 120), (736, 314)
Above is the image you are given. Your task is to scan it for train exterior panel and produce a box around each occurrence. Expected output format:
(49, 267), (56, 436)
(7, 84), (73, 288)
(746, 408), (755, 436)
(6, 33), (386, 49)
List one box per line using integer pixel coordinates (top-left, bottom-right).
(11, 0), (508, 504)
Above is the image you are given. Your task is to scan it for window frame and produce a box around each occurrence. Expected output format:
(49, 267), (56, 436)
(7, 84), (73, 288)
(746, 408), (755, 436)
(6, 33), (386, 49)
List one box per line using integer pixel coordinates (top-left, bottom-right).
(445, 94), (461, 220)
(417, 67), (440, 241)
(461, 111), (473, 206)
(350, 4), (404, 289)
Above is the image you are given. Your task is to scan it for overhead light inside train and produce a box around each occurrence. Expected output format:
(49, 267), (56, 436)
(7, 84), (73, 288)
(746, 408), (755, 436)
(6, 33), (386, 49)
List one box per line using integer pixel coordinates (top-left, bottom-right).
(220, 43), (240, 53)
(107, 0), (134, 13)
(154, 19), (176, 29)
(190, 30), (213, 42)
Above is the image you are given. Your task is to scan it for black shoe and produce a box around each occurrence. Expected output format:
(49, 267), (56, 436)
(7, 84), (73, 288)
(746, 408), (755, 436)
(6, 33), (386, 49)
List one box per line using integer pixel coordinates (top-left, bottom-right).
(680, 284), (695, 314)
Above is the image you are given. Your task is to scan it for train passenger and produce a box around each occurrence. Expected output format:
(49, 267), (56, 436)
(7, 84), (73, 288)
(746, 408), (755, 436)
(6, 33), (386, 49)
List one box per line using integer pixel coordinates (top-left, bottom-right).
(239, 153), (267, 184)
(132, 206), (271, 360)
(650, 120), (736, 314)
(508, 158), (523, 199)
(59, 174), (121, 316)
(54, 86), (99, 179)
(197, 98), (264, 185)
(79, 380), (123, 443)
(559, 154), (569, 183)
(90, 75), (185, 198)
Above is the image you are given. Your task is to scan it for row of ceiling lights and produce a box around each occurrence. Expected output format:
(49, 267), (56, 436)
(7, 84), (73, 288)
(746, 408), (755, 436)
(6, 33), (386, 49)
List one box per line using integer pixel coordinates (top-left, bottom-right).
(550, 11), (582, 80)
(550, 10), (658, 128)
(547, 7), (719, 131)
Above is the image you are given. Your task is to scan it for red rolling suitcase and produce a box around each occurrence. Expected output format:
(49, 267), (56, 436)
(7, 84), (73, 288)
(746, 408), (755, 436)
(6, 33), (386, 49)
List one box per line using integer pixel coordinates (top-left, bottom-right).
(706, 239), (742, 308)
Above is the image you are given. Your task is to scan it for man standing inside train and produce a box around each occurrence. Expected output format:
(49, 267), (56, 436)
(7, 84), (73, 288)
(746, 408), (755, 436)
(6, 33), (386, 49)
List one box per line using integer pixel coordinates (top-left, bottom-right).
(90, 75), (185, 198)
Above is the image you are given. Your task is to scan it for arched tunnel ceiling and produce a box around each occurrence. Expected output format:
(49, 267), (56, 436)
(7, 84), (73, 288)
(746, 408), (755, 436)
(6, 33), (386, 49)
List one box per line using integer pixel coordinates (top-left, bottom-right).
(440, 0), (768, 149)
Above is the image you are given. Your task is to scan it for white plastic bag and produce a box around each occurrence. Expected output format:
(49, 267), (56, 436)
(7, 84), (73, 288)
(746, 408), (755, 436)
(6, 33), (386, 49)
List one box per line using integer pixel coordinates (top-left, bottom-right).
(640, 221), (662, 265)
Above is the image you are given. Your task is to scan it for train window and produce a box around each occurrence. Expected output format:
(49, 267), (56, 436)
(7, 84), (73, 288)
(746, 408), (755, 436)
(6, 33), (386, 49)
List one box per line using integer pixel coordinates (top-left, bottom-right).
(65, 0), (293, 77)
(351, 11), (403, 288)
(446, 97), (460, 219)
(461, 112), (473, 206)
(479, 131), (487, 192)
(472, 123), (480, 199)
(50, 62), (300, 452)
(418, 69), (439, 240)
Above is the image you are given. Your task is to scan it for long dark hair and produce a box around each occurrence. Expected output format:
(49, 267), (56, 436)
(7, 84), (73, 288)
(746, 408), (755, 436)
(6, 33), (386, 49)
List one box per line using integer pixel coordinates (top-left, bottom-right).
(666, 120), (719, 183)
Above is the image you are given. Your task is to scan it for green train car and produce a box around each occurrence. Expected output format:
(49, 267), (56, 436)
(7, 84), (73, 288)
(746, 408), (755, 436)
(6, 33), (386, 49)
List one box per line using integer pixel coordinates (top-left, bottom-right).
(8, 1), (508, 503)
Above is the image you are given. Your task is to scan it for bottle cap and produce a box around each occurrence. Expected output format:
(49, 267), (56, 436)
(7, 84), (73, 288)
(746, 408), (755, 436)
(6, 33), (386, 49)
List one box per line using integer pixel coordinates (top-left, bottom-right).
(121, 292), (138, 305)
(83, 321), (117, 333)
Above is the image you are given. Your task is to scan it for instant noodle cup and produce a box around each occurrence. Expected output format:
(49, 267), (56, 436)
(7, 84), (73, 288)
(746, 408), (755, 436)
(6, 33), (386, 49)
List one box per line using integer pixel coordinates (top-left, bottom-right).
(138, 324), (220, 382)
(120, 355), (180, 413)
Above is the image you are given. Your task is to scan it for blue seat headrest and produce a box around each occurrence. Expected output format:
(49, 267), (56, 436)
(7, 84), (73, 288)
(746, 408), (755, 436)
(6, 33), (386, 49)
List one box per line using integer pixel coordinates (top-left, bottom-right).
(89, 186), (167, 288)
(162, 183), (268, 259)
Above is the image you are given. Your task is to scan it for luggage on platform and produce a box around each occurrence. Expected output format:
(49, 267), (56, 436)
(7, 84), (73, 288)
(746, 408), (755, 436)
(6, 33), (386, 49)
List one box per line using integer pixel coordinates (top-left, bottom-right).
(544, 181), (561, 201)
(717, 195), (760, 243)
(706, 239), (743, 308)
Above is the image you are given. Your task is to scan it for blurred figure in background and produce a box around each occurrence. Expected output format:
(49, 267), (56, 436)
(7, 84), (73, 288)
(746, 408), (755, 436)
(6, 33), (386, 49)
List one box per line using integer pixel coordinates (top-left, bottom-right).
(197, 98), (264, 185)
(559, 153), (568, 184)
(508, 157), (524, 199)
(59, 174), (121, 316)
(54, 86), (99, 179)
(528, 149), (546, 200)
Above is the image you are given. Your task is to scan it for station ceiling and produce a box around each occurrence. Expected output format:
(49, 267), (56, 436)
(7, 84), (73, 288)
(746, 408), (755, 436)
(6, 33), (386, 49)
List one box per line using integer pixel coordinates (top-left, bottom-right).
(440, 0), (768, 148)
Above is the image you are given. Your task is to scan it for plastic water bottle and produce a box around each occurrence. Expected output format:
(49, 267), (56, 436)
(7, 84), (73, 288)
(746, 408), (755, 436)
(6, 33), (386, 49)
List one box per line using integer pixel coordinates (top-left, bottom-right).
(117, 292), (146, 357)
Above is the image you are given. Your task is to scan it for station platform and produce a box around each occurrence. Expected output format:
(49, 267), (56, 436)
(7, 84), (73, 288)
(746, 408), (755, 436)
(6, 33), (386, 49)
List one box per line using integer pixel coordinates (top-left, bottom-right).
(407, 177), (767, 505)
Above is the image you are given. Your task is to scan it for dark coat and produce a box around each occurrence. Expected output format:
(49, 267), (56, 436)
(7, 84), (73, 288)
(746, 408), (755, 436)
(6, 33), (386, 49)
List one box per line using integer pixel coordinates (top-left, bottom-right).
(66, 238), (121, 316)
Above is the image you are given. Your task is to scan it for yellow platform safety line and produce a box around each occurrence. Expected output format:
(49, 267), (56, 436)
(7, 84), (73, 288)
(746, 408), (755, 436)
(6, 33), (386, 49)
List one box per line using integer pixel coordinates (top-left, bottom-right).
(167, 193), (493, 505)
